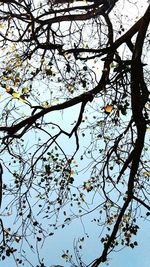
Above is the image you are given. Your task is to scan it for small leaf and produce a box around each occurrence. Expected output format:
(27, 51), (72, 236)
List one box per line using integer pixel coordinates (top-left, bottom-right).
(45, 164), (51, 174)
(107, 217), (113, 225)
(3, 76), (9, 81)
(16, 60), (22, 67)
(83, 182), (93, 192)
(83, 42), (88, 48)
(67, 84), (75, 93)
(64, 217), (71, 223)
(14, 236), (21, 243)
(103, 67), (108, 72)
(143, 171), (150, 177)
(49, 232), (54, 236)
(15, 72), (20, 78)
(12, 92), (19, 98)
(109, 62), (115, 68)
(5, 86), (13, 94)
(104, 105), (113, 114)
(62, 253), (69, 259)
(42, 101), (50, 108)
(22, 87), (29, 94)
(120, 107), (127, 115)
(0, 23), (4, 29)
(45, 68), (53, 76)
(63, 51), (70, 59)
(14, 77), (20, 84)
(70, 169), (74, 175)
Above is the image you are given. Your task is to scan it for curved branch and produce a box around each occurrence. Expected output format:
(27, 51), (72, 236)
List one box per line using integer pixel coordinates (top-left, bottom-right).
(133, 195), (150, 211)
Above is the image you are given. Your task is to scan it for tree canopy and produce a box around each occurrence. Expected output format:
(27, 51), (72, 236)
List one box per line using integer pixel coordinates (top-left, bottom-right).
(0, 0), (150, 266)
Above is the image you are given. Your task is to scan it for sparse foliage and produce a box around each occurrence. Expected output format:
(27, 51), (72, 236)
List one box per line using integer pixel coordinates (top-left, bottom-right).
(0, 0), (149, 266)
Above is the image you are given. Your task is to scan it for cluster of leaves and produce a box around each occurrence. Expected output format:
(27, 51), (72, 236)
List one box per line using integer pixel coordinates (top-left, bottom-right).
(0, 0), (149, 267)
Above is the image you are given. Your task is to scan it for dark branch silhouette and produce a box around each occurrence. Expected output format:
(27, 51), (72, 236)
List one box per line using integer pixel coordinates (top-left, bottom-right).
(0, 1), (149, 266)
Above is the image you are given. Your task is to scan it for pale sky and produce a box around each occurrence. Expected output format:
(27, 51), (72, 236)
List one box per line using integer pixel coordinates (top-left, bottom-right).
(0, 1), (150, 267)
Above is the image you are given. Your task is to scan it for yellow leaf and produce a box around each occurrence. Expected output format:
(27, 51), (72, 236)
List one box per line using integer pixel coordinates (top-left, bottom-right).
(5, 109), (11, 113)
(146, 127), (150, 130)
(109, 62), (115, 68)
(40, 58), (45, 63)
(22, 87), (28, 94)
(8, 60), (13, 65)
(14, 53), (19, 58)
(63, 51), (71, 59)
(123, 214), (130, 222)
(144, 171), (150, 177)
(104, 105), (113, 114)
(103, 67), (108, 72)
(11, 43), (16, 51)
(12, 92), (19, 98)
(16, 60), (22, 67)
(70, 170), (74, 175)
(3, 76), (9, 81)
(42, 101), (50, 108)
(0, 23), (4, 29)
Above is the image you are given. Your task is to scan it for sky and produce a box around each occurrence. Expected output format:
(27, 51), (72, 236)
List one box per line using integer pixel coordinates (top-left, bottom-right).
(1, 208), (150, 267)
(0, 1), (150, 267)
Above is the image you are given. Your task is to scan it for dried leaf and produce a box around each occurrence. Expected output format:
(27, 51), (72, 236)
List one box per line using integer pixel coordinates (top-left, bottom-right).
(104, 105), (113, 113)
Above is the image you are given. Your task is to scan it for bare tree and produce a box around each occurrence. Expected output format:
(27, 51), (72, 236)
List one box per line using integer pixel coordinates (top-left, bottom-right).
(0, 0), (149, 266)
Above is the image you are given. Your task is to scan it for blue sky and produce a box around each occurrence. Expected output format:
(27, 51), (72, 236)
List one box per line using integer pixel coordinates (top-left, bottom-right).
(0, 1), (150, 267)
(1, 211), (149, 267)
